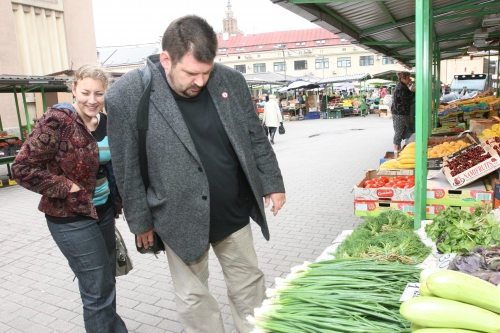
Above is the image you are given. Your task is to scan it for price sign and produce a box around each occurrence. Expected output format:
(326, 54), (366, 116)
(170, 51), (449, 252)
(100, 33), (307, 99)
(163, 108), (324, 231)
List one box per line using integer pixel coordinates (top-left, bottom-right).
(399, 283), (420, 302)
(437, 253), (456, 269)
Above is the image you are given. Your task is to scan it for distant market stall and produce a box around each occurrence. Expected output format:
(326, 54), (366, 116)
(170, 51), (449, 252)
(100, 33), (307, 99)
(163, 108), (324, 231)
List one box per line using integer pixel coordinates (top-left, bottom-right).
(0, 75), (70, 182)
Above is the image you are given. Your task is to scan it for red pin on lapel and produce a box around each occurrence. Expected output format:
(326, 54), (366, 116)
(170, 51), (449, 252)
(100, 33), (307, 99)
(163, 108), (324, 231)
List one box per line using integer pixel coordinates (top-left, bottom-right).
(222, 92), (228, 98)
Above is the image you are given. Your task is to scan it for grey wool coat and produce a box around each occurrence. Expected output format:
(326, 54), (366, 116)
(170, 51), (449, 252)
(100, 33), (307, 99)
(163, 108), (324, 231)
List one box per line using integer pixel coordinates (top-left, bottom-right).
(105, 54), (285, 263)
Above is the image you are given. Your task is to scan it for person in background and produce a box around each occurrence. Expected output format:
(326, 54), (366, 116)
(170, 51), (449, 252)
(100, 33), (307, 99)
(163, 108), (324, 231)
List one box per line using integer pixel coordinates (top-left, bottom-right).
(380, 87), (387, 99)
(298, 91), (305, 104)
(320, 92), (327, 116)
(262, 95), (284, 145)
(391, 71), (414, 158)
(105, 15), (286, 333)
(11, 65), (128, 333)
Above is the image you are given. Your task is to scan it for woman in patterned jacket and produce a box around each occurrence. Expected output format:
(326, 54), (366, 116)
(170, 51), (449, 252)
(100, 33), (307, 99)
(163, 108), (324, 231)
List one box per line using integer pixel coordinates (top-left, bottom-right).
(11, 65), (128, 333)
(391, 71), (415, 158)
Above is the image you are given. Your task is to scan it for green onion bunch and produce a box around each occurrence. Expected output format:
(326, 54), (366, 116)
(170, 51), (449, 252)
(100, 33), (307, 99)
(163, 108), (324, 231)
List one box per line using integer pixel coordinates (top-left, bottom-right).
(249, 259), (421, 333)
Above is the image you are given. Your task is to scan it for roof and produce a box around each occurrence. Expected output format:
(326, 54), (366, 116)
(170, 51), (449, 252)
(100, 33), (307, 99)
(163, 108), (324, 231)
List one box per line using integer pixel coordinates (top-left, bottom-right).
(270, 0), (500, 67)
(98, 44), (158, 67)
(316, 73), (372, 85)
(217, 28), (347, 55)
(0, 75), (69, 93)
(243, 72), (297, 85)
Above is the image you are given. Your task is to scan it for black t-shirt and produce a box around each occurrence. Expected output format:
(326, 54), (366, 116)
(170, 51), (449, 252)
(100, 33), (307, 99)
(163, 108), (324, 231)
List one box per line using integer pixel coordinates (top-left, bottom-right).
(158, 64), (253, 243)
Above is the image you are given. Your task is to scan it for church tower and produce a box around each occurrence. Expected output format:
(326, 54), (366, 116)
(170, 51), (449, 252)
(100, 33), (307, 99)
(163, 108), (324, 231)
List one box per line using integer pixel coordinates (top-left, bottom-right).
(222, 0), (243, 35)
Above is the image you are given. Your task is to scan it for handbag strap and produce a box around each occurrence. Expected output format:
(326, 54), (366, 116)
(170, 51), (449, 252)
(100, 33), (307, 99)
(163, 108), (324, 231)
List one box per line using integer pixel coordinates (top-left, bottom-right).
(137, 66), (152, 190)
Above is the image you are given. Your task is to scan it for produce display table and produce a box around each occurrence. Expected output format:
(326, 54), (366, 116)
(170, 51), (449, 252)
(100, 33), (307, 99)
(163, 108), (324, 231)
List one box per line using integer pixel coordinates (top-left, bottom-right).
(0, 156), (15, 180)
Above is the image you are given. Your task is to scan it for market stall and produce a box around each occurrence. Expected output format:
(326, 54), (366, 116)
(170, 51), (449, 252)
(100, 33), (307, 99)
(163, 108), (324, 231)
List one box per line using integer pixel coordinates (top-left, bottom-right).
(316, 73), (371, 117)
(246, 1), (500, 332)
(0, 75), (70, 183)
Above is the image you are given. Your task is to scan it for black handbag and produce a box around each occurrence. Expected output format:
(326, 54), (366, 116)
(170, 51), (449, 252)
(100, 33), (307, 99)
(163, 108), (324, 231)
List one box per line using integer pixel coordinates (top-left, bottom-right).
(262, 123), (269, 136)
(279, 123), (285, 135)
(135, 232), (165, 255)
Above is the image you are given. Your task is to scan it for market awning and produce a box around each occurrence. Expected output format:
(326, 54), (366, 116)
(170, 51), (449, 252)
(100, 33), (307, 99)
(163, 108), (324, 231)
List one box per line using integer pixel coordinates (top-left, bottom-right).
(243, 72), (297, 85)
(316, 73), (372, 85)
(270, 0), (500, 67)
(0, 75), (70, 93)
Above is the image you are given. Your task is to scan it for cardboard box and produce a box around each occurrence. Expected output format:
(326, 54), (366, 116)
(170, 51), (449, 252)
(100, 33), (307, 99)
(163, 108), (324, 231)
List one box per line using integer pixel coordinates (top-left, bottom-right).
(426, 170), (492, 206)
(443, 143), (500, 189)
(355, 169), (492, 205)
(354, 170), (415, 201)
(354, 200), (479, 218)
(469, 116), (500, 137)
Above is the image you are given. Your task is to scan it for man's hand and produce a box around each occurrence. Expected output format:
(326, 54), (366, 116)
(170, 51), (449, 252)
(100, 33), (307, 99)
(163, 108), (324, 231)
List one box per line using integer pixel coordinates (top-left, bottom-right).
(264, 193), (286, 216)
(136, 228), (155, 249)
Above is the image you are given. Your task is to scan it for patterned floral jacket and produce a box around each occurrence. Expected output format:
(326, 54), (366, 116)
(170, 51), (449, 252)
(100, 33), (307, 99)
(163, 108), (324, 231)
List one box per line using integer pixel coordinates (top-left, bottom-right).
(12, 105), (103, 219)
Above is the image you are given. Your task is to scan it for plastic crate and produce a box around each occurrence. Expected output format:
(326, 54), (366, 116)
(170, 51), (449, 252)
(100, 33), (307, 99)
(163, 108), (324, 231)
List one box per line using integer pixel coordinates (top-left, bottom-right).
(9, 146), (21, 157)
(0, 147), (9, 158)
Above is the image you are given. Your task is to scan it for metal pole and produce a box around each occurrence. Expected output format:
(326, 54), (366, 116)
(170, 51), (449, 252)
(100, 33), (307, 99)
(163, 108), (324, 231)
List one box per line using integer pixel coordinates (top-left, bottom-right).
(13, 88), (24, 141)
(414, 0), (432, 228)
(282, 50), (287, 81)
(497, 43), (500, 98)
(20, 85), (32, 137)
(435, 41), (441, 129)
(41, 85), (47, 114)
(488, 50), (491, 89)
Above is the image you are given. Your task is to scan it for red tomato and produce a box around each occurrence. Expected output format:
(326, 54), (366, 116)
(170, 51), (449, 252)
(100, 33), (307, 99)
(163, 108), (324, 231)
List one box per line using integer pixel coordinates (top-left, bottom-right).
(385, 182), (395, 187)
(397, 181), (408, 186)
(397, 183), (406, 188)
(404, 184), (414, 189)
(379, 176), (389, 183)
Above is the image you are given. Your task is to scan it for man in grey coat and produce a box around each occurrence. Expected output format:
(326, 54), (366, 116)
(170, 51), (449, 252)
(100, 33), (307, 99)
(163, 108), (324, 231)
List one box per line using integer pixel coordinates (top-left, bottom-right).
(105, 15), (286, 333)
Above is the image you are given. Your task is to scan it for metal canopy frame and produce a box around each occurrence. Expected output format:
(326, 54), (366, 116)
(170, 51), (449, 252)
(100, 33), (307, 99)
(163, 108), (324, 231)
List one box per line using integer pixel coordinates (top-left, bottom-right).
(271, 0), (500, 227)
(0, 75), (70, 138)
(275, 0), (500, 66)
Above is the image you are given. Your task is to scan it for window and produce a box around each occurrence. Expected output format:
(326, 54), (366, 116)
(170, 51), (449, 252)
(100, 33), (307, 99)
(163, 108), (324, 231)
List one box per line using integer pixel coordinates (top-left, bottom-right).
(337, 57), (351, 67)
(218, 48), (227, 52)
(315, 58), (329, 69)
(234, 65), (246, 73)
(258, 45), (263, 49)
(274, 62), (286, 71)
(295, 42), (301, 46)
(235, 47), (245, 51)
(360, 55), (374, 66)
(342, 48), (346, 51)
(301, 42), (306, 46)
(382, 57), (397, 65)
(340, 38), (348, 43)
(315, 40), (326, 44)
(294, 60), (307, 70)
(254, 63), (266, 73)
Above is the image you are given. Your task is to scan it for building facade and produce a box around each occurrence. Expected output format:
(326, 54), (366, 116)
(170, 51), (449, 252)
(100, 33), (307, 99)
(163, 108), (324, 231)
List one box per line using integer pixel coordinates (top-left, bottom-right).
(0, 0), (98, 132)
(215, 28), (406, 81)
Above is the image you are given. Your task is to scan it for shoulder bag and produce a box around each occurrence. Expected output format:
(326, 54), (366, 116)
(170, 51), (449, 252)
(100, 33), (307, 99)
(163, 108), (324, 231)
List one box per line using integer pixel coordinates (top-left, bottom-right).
(115, 227), (133, 276)
(135, 66), (165, 255)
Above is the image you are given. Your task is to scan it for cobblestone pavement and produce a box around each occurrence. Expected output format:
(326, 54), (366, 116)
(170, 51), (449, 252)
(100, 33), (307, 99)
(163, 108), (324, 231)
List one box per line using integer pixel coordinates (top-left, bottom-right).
(0, 114), (394, 333)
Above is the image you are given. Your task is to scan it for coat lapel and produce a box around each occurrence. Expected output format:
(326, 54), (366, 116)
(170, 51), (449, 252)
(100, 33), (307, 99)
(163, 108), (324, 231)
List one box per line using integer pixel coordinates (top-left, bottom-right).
(207, 68), (247, 165)
(148, 64), (202, 165)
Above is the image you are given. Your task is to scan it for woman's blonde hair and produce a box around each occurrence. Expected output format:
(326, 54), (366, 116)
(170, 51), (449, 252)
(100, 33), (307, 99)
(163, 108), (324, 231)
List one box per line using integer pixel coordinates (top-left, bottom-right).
(66, 64), (111, 91)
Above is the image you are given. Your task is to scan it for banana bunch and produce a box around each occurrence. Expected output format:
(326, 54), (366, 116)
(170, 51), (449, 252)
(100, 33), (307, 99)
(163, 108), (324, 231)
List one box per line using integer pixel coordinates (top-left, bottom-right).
(342, 100), (353, 107)
(379, 159), (398, 169)
(479, 124), (500, 140)
(397, 142), (415, 169)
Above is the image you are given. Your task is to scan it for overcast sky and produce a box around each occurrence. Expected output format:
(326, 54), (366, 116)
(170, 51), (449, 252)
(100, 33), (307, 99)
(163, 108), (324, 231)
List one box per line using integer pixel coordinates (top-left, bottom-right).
(92, 0), (318, 48)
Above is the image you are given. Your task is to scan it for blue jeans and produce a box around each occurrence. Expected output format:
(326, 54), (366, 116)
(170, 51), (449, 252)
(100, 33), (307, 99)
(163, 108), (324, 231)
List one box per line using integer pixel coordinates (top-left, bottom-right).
(47, 208), (127, 333)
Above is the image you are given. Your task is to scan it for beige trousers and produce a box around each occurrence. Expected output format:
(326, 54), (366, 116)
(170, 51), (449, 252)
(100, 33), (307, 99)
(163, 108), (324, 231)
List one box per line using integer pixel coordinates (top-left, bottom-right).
(164, 223), (266, 333)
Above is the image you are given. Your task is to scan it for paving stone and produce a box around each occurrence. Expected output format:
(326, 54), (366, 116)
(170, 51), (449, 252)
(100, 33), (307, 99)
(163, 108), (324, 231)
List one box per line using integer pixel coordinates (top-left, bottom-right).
(0, 115), (395, 332)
